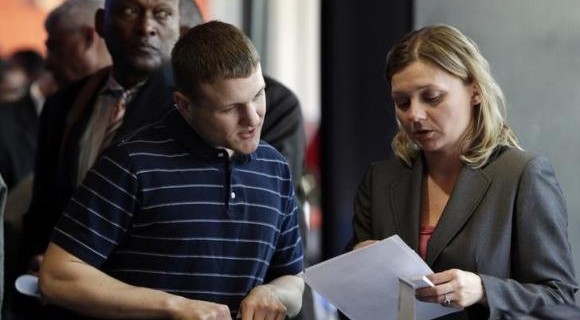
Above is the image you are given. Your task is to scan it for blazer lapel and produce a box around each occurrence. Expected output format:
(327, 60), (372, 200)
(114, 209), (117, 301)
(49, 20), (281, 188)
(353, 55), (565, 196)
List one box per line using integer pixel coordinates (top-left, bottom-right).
(425, 166), (491, 266)
(390, 158), (424, 251)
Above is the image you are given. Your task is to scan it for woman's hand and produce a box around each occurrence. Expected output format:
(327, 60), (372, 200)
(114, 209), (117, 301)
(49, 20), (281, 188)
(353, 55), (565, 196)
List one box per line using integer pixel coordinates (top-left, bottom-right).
(353, 240), (378, 250)
(415, 269), (486, 308)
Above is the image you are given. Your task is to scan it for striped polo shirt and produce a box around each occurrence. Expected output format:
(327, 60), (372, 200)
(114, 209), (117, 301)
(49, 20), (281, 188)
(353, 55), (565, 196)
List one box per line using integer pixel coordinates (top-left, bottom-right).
(51, 109), (304, 315)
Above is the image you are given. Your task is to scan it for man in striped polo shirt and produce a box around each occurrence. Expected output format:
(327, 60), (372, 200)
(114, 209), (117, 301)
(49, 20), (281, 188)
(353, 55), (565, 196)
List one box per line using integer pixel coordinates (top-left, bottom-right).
(39, 21), (304, 320)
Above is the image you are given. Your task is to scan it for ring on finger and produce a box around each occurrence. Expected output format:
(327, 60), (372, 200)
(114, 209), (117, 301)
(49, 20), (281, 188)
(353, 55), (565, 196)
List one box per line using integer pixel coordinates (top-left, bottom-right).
(441, 293), (452, 307)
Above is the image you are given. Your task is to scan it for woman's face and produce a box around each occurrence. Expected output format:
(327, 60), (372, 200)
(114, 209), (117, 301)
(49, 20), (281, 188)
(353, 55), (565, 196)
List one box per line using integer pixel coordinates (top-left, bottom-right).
(390, 60), (479, 158)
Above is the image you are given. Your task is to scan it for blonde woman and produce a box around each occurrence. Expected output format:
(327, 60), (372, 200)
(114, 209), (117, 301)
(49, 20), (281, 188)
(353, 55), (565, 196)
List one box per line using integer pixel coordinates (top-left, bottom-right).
(350, 25), (577, 319)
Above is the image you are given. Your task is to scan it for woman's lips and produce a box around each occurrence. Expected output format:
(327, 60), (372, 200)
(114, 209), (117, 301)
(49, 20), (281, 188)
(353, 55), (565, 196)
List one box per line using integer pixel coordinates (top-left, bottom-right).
(413, 129), (433, 140)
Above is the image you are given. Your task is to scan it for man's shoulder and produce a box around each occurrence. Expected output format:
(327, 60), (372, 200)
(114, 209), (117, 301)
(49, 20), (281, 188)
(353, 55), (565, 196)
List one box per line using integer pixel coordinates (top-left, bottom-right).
(100, 123), (172, 170)
(263, 75), (301, 116)
(255, 140), (289, 162)
(44, 78), (86, 107)
(136, 64), (174, 99)
(44, 70), (108, 114)
(119, 121), (170, 147)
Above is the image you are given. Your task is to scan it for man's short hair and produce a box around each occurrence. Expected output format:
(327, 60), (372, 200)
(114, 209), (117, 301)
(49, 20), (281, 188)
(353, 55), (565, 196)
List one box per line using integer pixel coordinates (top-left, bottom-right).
(45, 0), (104, 32)
(172, 20), (260, 102)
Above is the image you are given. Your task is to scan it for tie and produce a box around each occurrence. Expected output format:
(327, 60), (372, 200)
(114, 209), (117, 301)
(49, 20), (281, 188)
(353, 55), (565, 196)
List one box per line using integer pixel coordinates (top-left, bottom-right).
(99, 89), (127, 153)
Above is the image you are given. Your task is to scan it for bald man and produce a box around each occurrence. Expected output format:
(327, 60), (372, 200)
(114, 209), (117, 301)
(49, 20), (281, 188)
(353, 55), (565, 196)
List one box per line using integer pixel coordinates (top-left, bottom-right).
(45, 0), (112, 87)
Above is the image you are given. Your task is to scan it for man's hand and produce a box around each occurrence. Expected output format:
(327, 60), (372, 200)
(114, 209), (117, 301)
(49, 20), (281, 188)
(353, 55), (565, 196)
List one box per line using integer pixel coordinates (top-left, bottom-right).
(169, 297), (232, 320)
(238, 284), (287, 320)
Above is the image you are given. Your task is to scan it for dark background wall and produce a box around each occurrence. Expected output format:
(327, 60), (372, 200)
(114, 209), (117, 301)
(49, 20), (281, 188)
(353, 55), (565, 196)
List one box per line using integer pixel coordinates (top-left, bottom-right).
(320, 1), (412, 259)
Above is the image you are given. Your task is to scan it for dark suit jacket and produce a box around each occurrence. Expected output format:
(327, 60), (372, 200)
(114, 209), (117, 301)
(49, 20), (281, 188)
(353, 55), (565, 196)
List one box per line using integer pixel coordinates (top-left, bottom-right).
(0, 174), (6, 308)
(262, 75), (305, 186)
(20, 66), (174, 263)
(261, 76), (312, 320)
(352, 147), (577, 319)
(0, 95), (39, 189)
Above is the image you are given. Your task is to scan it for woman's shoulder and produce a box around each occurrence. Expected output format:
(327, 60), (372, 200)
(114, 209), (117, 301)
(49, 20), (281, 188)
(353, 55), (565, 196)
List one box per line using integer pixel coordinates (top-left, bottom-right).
(364, 156), (414, 183)
(494, 146), (534, 162)
(370, 156), (411, 171)
(484, 146), (548, 175)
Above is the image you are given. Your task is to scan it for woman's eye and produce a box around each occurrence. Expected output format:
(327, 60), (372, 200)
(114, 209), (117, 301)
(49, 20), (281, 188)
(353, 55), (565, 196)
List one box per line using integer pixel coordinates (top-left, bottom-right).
(424, 95), (441, 104)
(394, 100), (410, 110)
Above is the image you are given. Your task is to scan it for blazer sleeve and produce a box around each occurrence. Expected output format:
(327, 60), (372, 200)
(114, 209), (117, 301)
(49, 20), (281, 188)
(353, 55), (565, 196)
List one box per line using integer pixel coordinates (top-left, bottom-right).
(351, 162), (376, 246)
(481, 156), (577, 317)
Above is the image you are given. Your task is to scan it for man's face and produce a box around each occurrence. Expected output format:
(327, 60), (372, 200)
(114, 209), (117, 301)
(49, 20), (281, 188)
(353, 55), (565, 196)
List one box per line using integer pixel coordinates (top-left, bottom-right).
(177, 65), (267, 155)
(99, 0), (179, 74)
(45, 24), (92, 87)
(0, 67), (27, 103)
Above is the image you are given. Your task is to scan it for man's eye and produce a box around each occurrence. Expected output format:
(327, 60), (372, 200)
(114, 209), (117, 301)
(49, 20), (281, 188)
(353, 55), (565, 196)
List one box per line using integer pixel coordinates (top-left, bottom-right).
(253, 90), (265, 101)
(220, 106), (236, 113)
(155, 9), (171, 20)
(122, 7), (139, 17)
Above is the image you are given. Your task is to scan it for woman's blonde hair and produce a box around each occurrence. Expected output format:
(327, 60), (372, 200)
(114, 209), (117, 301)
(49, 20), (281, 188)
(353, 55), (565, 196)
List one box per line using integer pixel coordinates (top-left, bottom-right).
(386, 24), (521, 168)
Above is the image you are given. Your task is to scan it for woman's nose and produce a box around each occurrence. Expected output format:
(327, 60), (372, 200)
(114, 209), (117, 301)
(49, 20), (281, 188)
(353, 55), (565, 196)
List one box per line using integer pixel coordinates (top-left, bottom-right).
(407, 101), (427, 122)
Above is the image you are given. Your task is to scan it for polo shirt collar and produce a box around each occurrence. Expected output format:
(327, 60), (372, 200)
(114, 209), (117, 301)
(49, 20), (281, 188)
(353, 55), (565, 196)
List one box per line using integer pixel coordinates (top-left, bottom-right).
(164, 108), (255, 163)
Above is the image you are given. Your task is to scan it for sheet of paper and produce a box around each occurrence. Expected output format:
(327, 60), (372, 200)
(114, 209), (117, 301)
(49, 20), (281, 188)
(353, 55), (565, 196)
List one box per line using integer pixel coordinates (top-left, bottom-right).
(302, 235), (457, 320)
(398, 278), (417, 320)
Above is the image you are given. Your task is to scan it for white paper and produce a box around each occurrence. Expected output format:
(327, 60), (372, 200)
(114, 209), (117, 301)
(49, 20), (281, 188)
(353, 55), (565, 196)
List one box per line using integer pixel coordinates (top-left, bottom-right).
(398, 278), (417, 320)
(411, 275), (435, 289)
(15, 274), (41, 299)
(302, 235), (457, 320)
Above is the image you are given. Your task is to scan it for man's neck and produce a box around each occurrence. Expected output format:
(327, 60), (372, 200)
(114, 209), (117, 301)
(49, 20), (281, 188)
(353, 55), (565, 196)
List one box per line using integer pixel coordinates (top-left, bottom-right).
(111, 67), (152, 89)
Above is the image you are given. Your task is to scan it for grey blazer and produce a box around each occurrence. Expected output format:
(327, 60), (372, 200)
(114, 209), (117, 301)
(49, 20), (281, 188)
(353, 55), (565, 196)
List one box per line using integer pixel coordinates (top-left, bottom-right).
(352, 147), (577, 319)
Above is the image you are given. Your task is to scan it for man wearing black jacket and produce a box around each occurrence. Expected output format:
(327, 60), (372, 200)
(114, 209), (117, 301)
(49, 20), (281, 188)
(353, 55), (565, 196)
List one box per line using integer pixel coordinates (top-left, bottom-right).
(20, 0), (181, 280)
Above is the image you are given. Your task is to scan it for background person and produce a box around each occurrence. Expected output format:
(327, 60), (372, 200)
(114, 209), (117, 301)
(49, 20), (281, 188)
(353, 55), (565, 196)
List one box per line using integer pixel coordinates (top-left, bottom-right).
(44, 0), (112, 88)
(19, 0), (181, 278)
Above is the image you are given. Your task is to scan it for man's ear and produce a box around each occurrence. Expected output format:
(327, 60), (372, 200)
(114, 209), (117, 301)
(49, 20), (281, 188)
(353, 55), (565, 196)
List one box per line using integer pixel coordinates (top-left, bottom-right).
(173, 91), (191, 115)
(80, 26), (96, 50)
(95, 9), (105, 38)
